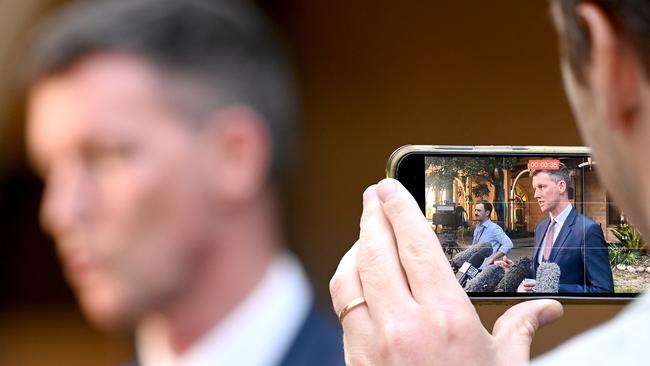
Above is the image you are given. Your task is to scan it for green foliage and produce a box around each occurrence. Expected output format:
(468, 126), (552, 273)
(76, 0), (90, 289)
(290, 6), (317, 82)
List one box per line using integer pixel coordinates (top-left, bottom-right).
(608, 245), (642, 266)
(426, 156), (517, 229)
(614, 286), (640, 293)
(610, 224), (645, 249)
(608, 224), (646, 266)
(426, 156), (516, 193)
(471, 183), (491, 199)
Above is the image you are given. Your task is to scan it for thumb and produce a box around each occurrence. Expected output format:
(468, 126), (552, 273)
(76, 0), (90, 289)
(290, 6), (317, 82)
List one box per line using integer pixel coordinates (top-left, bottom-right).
(492, 300), (564, 365)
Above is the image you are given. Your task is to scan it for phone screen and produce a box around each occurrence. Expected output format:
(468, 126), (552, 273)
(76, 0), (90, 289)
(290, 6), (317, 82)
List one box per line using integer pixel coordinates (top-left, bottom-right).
(392, 148), (648, 299)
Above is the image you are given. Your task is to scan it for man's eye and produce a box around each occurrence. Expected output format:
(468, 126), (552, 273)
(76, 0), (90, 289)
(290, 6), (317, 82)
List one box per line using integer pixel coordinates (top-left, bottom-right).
(85, 145), (136, 168)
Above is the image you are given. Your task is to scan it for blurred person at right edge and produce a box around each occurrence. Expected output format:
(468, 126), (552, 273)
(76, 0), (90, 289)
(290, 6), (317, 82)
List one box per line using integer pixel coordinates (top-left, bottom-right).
(330, 0), (648, 365)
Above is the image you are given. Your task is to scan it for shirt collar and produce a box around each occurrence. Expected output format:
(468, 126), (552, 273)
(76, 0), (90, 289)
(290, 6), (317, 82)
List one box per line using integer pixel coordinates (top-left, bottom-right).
(136, 251), (312, 366)
(551, 203), (573, 227)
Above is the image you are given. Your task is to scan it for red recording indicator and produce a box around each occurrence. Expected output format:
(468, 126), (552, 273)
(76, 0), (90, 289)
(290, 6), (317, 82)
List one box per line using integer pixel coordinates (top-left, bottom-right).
(528, 159), (560, 170)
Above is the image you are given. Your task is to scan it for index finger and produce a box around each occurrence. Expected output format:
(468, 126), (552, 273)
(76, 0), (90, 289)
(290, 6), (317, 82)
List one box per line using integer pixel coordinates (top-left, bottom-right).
(356, 184), (413, 316)
(375, 178), (469, 306)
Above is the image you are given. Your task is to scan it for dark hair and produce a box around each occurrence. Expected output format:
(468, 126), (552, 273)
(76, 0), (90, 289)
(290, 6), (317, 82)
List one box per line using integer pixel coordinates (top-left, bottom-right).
(530, 162), (571, 187)
(476, 200), (493, 216)
(552, 0), (650, 84)
(22, 0), (296, 180)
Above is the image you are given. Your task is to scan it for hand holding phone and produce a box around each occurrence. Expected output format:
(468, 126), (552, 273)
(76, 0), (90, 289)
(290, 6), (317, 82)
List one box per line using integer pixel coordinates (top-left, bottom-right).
(330, 178), (564, 366)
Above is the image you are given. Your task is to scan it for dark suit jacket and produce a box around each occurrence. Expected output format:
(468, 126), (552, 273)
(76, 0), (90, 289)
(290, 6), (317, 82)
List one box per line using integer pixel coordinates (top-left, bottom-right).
(527, 207), (614, 293)
(124, 301), (344, 366)
(276, 302), (344, 366)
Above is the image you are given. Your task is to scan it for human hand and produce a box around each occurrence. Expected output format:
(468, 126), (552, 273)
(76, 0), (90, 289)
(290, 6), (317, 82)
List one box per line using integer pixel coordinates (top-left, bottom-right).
(494, 256), (513, 270)
(517, 279), (537, 293)
(330, 179), (563, 366)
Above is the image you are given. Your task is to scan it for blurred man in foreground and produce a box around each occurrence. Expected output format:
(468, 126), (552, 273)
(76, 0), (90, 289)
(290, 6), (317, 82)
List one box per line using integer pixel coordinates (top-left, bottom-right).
(330, 0), (648, 364)
(23, 0), (343, 365)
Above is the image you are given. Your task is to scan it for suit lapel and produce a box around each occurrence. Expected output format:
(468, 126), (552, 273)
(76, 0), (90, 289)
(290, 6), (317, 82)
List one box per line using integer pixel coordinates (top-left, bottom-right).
(548, 208), (577, 263)
(278, 303), (345, 366)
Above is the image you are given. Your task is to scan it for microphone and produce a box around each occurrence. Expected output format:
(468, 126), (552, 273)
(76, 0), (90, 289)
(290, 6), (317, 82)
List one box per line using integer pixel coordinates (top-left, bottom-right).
(451, 242), (492, 272)
(534, 262), (561, 293)
(495, 257), (531, 292)
(464, 264), (505, 292)
(457, 251), (490, 287)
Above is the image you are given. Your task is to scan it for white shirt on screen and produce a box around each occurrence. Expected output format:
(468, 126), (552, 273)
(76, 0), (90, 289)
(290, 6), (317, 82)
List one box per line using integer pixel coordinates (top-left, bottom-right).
(538, 203), (573, 265)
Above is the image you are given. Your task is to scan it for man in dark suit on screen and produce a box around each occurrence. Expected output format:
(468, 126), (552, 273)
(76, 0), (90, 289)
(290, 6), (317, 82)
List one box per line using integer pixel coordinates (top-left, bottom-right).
(22, 1), (344, 365)
(519, 163), (613, 293)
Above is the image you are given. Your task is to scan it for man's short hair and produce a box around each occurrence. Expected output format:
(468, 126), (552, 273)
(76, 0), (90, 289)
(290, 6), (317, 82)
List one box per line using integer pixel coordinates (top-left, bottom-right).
(476, 200), (493, 216)
(552, 0), (650, 84)
(22, 0), (296, 180)
(530, 162), (571, 187)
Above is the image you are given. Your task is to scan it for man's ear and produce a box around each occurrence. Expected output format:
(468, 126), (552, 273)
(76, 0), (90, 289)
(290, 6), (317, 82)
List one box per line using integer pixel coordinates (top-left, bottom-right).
(558, 179), (567, 195)
(201, 105), (272, 206)
(578, 3), (643, 131)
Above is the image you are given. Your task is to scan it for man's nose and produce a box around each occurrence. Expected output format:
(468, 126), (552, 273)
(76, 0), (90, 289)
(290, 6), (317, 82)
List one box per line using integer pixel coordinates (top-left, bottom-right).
(41, 163), (90, 238)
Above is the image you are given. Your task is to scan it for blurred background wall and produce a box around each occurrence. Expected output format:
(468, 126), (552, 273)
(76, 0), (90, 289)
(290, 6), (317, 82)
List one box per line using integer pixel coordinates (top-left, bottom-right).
(0, 0), (624, 365)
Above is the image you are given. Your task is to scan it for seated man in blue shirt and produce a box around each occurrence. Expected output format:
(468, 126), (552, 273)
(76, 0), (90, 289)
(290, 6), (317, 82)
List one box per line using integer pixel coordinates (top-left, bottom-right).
(472, 200), (513, 266)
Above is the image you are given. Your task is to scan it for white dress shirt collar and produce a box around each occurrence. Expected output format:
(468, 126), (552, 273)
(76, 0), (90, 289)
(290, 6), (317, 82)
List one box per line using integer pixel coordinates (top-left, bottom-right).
(551, 202), (573, 228)
(538, 203), (573, 265)
(136, 251), (313, 366)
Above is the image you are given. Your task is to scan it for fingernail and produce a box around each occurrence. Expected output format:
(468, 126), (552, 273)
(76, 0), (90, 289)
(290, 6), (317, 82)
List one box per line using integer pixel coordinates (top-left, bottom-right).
(377, 178), (398, 203)
(538, 301), (564, 326)
(363, 185), (378, 206)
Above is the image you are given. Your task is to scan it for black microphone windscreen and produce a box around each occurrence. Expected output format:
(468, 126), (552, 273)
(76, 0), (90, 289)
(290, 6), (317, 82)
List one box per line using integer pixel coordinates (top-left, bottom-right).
(457, 251), (491, 285)
(468, 252), (488, 269)
(534, 262), (561, 293)
(477, 246), (493, 258)
(451, 242), (492, 269)
(495, 257), (531, 292)
(465, 264), (505, 292)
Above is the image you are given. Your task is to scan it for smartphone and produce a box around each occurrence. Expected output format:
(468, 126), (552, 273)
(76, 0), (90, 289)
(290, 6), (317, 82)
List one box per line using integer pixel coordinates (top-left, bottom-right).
(387, 145), (646, 302)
